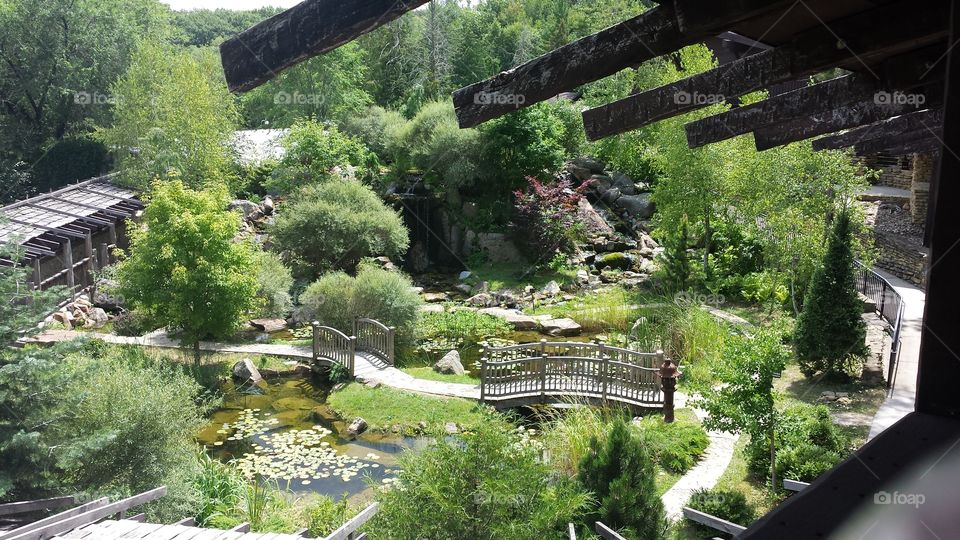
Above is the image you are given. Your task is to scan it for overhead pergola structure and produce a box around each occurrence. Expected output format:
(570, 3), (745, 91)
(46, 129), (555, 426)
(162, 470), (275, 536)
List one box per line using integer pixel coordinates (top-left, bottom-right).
(0, 176), (142, 294)
(222, 1), (960, 536)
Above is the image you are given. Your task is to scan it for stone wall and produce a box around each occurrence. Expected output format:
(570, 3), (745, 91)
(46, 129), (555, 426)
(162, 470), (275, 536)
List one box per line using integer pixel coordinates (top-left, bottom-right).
(911, 152), (936, 225)
(858, 154), (913, 190)
(874, 231), (928, 286)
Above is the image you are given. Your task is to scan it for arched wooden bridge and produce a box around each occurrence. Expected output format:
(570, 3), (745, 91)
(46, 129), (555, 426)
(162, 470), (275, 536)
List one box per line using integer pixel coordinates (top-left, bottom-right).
(311, 318), (396, 376)
(480, 340), (667, 412)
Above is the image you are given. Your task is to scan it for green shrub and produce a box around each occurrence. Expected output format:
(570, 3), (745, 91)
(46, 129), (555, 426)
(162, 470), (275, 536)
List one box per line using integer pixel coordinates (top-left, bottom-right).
(595, 252), (632, 271)
(634, 415), (710, 474)
(541, 406), (621, 477)
(686, 488), (755, 537)
(372, 417), (590, 538)
(266, 120), (376, 195)
(417, 310), (512, 345)
(303, 497), (354, 538)
(300, 265), (421, 341)
(746, 404), (849, 482)
(341, 105), (408, 161)
(578, 418), (668, 539)
(112, 309), (155, 337)
(254, 251), (294, 318)
(271, 181), (409, 277)
(193, 453), (245, 527)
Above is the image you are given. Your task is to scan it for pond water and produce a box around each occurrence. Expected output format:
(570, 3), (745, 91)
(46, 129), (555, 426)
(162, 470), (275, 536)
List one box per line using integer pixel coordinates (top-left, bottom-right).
(457, 330), (599, 378)
(197, 377), (423, 501)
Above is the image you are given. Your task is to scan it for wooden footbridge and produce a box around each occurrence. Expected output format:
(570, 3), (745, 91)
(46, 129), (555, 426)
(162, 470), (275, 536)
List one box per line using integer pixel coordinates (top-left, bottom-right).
(312, 323), (676, 416)
(0, 488), (377, 540)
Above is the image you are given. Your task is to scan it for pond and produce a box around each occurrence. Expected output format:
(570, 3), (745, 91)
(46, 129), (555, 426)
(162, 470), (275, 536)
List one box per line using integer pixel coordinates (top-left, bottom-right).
(197, 376), (425, 501)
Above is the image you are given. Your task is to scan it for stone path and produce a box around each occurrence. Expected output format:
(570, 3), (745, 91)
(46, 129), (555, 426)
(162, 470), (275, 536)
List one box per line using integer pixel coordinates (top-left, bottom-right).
(659, 407), (740, 521)
(28, 329), (482, 401)
(860, 185), (911, 202)
(868, 267), (926, 440)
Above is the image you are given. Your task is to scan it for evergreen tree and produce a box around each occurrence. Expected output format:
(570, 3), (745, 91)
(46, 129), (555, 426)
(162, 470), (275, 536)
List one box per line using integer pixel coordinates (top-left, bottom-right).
(578, 419), (668, 539)
(660, 214), (691, 292)
(794, 208), (867, 378)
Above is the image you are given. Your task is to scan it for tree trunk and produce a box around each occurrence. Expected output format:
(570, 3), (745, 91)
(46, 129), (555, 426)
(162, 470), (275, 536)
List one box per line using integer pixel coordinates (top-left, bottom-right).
(193, 340), (201, 367)
(769, 427), (777, 493)
(702, 209), (712, 277)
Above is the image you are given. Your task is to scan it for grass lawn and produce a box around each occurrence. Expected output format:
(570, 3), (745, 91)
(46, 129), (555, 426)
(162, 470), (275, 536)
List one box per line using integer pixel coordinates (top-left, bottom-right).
(401, 366), (480, 385)
(776, 362), (887, 417)
(465, 261), (577, 291)
(327, 382), (494, 434)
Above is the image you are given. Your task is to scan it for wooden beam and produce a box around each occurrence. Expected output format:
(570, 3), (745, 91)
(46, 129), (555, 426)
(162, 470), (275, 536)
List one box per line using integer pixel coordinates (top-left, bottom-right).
(685, 46), (947, 147)
(23, 203), (114, 227)
(4, 487), (166, 540)
(46, 196), (133, 219)
(812, 108), (943, 150)
(2, 218), (87, 239)
(583, 0), (949, 140)
(172, 518), (195, 526)
(673, 0), (796, 35)
(783, 479), (810, 492)
(229, 523), (250, 533)
(681, 507), (748, 535)
(452, 0), (796, 128)
(594, 522), (628, 540)
(322, 503), (378, 540)
(0, 496), (77, 517)
(753, 88), (943, 150)
(0, 498), (109, 538)
(856, 134), (942, 156)
(221, 0), (429, 93)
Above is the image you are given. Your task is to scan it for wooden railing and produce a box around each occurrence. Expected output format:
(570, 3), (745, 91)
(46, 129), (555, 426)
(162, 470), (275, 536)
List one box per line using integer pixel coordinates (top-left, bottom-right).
(480, 341), (664, 407)
(321, 502), (377, 540)
(354, 318), (396, 365)
(312, 322), (356, 377)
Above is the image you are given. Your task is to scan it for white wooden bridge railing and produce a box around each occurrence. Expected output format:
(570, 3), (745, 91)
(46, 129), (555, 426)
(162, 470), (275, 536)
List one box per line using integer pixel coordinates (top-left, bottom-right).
(353, 318), (396, 365)
(312, 322), (356, 377)
(480, 340), (666, 408)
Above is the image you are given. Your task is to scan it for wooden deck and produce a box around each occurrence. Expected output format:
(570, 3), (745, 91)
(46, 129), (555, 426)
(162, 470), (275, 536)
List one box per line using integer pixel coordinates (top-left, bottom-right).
(56, 520), (305, 540)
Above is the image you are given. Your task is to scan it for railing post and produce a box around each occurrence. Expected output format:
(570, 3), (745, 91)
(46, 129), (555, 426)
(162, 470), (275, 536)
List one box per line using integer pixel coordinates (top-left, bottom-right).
(599, 342), (608, 402)
(388, 326), (396, 364)
(658, 350), (679, 424)
(540, 353), (548, 403)
(348, 336), (357, 377)
(311, 321), (320, 362)
(480, 356), (487, 403)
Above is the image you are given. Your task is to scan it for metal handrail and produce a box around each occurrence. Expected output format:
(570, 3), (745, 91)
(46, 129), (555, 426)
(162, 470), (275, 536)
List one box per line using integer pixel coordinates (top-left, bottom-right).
(853, 260), (905, 390)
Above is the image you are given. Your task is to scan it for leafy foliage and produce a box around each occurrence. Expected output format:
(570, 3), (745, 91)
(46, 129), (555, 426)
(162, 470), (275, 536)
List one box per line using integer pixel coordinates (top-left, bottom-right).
(634, 415), (710, 474)
(658, 214), (691, 292)
(266, 120), (377, 195)
(97, 41), (240, 191)
(271, 181), (409, 277)
(0, 242), (64, 344)
(299, 264), (422, 341)
(578, 418), (668, 539)
(372, 417), (590, 539)
(511, 176), (590, 257)
(794, 209), (868, 378)
(686, 488), (755, 536)
(114, 180), (259, 355)
(30, 138), (109, 193)
(253, 251), (294, 318)
(746, 404), (849, 482)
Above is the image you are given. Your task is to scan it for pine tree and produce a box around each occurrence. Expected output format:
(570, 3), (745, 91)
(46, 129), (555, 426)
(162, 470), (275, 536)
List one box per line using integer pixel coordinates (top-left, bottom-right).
(578, 419), (668, 539)
(660, 214), (691, 292)
(794, 208), (867, 378)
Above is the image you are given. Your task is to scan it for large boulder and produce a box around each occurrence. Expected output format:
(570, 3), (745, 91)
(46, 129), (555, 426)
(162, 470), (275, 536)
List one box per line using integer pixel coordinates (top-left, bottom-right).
(577, 199), (614, 235)
(249, 318), (287, 333)
(587, 174), (614, 194)
(541, 318), (582, 337)
(600, 187), (622, 205)
(617, 193), (656, 219)
(228, 199), (260, 219)
(595, 252), (634, 271)
(478, 307), (539, 330)
(86, 308), (110, 329)
(467, 293), (496, 308)
(346, 417), (368, 438)
(572, 156), (606, 174)
(233, 358), (264, 385)
(542, 281), (562, 296)
(93, 279), (125, 311)
(261, 196), (275, 215)
(565, 162), (593, 182)
(434, 350), (466, 375)
(611, 172), (638, 195)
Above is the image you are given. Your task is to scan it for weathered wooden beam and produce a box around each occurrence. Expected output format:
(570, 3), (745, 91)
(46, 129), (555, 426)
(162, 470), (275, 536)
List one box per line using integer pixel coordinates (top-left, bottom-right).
(583, 0), (949, 140)
(24, 203), (114, 227)
(221, 0), (429, 93)
(681, 507), (748, 535)
(855, 130), (942, 156)
(594, 522), (629, 540)
(753, 88), (943, 150)
(673, 0), (796, 35)
(685, 46), (947, 147)
(0, 498), (109, 538)
(0, 496), (77, 517)
(452, 0), (796, 128)
(812, 108), (944, 150)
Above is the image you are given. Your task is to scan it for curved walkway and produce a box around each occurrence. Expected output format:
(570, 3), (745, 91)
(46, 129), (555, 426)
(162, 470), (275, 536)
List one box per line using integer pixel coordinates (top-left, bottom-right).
(867, 267), (926, 440)
(29, 329), (481, 400)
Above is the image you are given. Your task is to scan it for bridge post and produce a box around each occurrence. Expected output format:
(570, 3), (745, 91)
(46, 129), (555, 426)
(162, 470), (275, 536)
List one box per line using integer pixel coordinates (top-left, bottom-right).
(599, 342), (608, 402)
(658, 351), (680, 423)
(480, 354), (487, 403)
(311, 321), (320, 361)
(540, 354), (548, 403)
